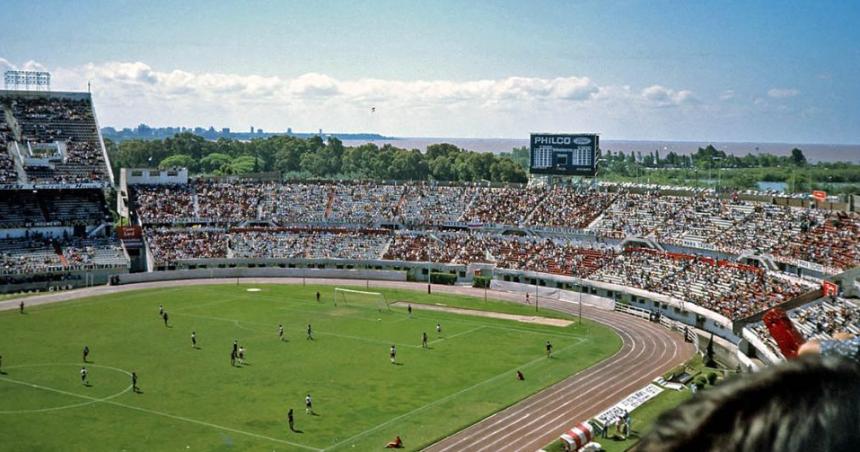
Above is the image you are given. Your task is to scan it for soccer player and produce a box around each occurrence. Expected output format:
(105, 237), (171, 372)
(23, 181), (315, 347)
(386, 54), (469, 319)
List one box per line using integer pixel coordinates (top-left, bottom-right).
(159, 304), (163, 317)
(238, 346), (246, 364)
(306, 323), (313, 340)
(516, 370), (525, 381)
(545, 340), (553, 358)
(305, 394), (313, 414)
(407, 304), (412, 318)
(288, 408), (295, 431)
(132, 372), (139, 393)
(162, 311), (169, 327)
(315, 291), (320, 303)
(82, 345), (90, 363)
(19, 301), (24, 314)
(233, 339), (238, 354)
(191, 331), (197, 348)
(422, 332), (428, 349)
(389, 344), (397, 364)
(278, 324), (285, 341)
(230, 349), (237, 367)
(436, 322), (441, 334)
(526, 293), (530, 305)
(80, 366), (89, 385)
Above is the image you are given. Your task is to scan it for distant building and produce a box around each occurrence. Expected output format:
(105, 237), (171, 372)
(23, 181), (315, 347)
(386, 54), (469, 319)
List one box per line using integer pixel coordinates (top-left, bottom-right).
(257, 128), (264, 134)
(222, 128), (230, 134)
(287, 127), (292, 135)
(250, 126), (255, 134)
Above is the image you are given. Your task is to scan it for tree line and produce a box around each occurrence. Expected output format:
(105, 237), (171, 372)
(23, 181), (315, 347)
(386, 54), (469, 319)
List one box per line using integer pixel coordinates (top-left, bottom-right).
(106, 133), (527, 183)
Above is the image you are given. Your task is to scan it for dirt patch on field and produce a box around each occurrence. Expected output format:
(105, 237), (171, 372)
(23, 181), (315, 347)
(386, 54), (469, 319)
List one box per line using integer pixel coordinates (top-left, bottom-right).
(392, 301), (573, 327)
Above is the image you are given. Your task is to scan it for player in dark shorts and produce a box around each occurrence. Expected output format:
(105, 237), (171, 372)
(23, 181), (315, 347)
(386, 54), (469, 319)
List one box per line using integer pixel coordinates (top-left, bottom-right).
(288, 408), (295, 431)
(230, 349), (237, 367)
(436, 322), (441, 334)
(422, 332), (428, 349)
(407, 304), (412, 318)
(162, 311), (169, 327)
(191, 331), (197, 348)
(233, 339), (238, 354)
(132, 372), (139, 392)
(305, 394), (313, 414)
(82, 345), (90, 363)
(278, 324), (285, 341)
(316, 291), (321, 303)
(306, 324), (313, 340)
(19, 301), (24, 314)
(80, 366), (89, 385)
(159, 304), (163, 317)
(389, 344), (397, 364)
(546, 340), (553, 358)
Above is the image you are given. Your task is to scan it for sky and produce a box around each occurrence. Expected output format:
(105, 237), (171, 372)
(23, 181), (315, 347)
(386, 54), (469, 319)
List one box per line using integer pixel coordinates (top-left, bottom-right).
(1, 0), (858, 143)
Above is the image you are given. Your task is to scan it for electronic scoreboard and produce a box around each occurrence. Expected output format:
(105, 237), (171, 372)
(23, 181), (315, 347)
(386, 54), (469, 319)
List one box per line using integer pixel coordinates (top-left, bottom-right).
(529, 133), (598, 176)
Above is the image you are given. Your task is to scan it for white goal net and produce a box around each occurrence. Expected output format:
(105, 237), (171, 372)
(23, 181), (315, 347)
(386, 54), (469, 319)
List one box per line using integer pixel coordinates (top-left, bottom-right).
(333, 287), (389, 311)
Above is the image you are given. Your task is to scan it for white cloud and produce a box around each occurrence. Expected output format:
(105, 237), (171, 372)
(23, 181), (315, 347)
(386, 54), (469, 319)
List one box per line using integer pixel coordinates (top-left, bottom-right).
(767, 88), (799, 98)
(640, 85), (697, 107)
(4, 58), (706, 137)
(0, 57), (15, 73)
(720, 89), (735, 101)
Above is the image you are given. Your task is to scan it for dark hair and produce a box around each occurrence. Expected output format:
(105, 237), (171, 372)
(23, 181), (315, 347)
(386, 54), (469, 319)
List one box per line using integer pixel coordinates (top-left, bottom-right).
(634, 357), (860, 452)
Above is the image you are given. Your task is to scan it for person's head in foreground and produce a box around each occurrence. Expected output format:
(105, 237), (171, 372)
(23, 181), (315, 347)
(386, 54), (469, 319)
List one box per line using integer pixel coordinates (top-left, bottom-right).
(634, 356), (860, 452)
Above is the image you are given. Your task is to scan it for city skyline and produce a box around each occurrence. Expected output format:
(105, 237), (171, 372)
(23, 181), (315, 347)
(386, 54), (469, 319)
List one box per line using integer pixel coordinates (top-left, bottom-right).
(1, 0), (858, 144)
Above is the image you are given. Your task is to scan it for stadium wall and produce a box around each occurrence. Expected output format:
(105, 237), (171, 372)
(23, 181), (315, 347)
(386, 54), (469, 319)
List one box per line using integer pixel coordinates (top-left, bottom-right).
(2, 267), (128, 294)
(116, 267), (406, 285)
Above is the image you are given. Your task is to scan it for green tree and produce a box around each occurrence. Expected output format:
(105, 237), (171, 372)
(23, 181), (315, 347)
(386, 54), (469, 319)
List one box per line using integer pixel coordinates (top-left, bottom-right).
(199, 153), (233, 173)
(226, 155), (257, 175)
(790, 148), (807, 166)
(158, 154), (196, 171)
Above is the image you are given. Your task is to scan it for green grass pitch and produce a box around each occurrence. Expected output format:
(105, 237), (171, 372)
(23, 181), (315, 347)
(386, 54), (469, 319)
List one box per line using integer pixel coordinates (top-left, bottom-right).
(0, 284), (621, 451)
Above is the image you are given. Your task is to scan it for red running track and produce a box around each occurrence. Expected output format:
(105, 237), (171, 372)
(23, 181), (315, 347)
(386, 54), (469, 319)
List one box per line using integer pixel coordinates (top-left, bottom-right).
(424, 296), (695, 452)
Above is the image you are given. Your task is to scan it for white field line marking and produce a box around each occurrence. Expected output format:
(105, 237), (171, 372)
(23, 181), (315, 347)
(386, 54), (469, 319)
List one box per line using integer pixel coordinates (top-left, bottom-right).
(411, 313), (588, 340)
(274, 304), (406, 324)
(0, 363), (133, 414)
(426, 326), (485, 346)
(0, 374), (321, 451)
(323, 339), (584, 451)
(173, 311), (422, 349)
(22, 288), (176, 315)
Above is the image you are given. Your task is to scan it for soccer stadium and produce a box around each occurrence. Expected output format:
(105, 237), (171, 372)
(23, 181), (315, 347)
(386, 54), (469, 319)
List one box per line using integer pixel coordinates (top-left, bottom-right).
(1, 83), (858, 452)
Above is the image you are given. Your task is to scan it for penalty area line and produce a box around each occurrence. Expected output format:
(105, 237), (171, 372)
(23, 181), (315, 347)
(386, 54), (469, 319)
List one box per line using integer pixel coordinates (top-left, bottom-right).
(0, 376), (321, 451)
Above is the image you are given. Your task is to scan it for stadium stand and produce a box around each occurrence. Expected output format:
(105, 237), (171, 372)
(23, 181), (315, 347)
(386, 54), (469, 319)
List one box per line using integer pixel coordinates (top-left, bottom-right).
(749, 296), (860, 359)
(0, 90), (127, 291)
(0, 91), (111, 186)
(144, 227), (228, 266)
(589, 247), (815, 320)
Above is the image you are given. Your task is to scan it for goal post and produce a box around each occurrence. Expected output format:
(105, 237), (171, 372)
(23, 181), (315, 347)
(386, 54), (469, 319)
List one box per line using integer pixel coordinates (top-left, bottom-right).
(333, 287), (389, 311)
